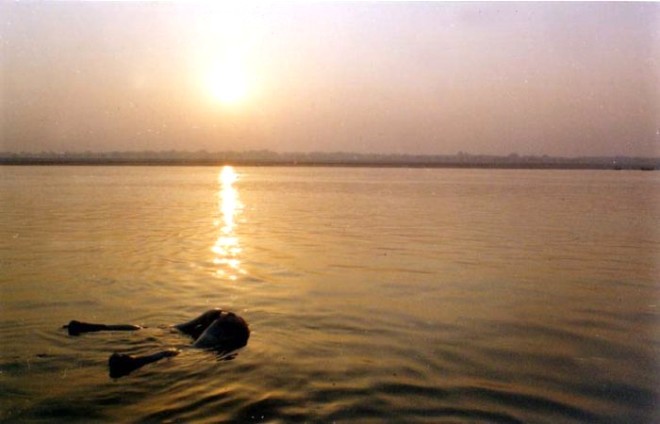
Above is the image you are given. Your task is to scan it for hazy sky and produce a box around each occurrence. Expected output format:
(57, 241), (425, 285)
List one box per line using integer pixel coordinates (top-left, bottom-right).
(1, 2), (658, 156)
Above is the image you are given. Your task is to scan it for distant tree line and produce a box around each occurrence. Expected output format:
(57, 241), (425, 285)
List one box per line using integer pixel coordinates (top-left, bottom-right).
(0, 150), (657, 170)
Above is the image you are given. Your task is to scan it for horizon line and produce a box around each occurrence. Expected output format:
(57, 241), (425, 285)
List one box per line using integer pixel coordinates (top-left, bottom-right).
(1, 150), (659, 160)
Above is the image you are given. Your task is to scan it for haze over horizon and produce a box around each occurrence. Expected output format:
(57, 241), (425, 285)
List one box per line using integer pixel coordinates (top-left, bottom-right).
(2, 2), (659, 157)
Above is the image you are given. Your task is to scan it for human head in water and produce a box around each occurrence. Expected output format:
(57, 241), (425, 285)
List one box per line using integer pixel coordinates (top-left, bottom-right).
(173, 309), (250, 350)
(193, 311), (250, 349)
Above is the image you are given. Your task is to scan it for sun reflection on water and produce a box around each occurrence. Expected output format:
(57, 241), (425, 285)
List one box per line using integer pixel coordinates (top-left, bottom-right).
(212, 166), (243, 280)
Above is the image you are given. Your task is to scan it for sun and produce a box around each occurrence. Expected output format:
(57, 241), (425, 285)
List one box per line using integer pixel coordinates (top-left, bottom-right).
(193, 4), (262, 107)
(207, 58), (249, 105)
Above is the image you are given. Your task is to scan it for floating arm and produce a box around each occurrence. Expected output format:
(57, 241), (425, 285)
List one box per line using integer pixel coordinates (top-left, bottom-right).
(108, 349), (180, 378)
(63, 320), (142, 336)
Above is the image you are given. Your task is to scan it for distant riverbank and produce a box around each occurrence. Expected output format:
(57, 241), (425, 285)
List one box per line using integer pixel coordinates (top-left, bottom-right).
(1, 151), (658, 170)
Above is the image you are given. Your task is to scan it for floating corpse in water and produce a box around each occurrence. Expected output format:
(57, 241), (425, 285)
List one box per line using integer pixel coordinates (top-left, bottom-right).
(63, 309), (250, 378)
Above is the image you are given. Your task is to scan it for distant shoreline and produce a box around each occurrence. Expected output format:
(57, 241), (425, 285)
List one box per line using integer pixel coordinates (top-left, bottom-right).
(0, 158), (656, 171)
(2, 151), (658, 170)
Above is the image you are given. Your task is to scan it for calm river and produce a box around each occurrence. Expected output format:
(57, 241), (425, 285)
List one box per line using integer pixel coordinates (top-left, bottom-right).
(1, 166), (658, 423)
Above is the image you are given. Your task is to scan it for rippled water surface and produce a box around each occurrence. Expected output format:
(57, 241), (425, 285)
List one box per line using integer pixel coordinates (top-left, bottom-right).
(1, 166), (658, 423)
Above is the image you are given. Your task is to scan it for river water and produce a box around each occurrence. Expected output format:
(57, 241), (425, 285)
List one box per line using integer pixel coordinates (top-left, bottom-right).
(1, 166), (658, 423)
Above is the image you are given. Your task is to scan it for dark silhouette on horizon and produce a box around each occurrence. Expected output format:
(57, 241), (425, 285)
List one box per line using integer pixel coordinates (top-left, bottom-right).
(2, 150), (658, 170)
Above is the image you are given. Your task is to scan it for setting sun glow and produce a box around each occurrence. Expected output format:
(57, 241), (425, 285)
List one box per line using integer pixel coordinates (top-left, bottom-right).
(191, 4), (262, 108)
(207, 58), (249, 105)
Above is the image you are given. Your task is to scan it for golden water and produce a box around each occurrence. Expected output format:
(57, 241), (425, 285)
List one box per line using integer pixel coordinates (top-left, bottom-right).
(1, 166), (658, 422)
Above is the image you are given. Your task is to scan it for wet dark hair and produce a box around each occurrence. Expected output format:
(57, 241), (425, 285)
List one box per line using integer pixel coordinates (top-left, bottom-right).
(174, 309), (223, 340)
(219, 313), (250, 348)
